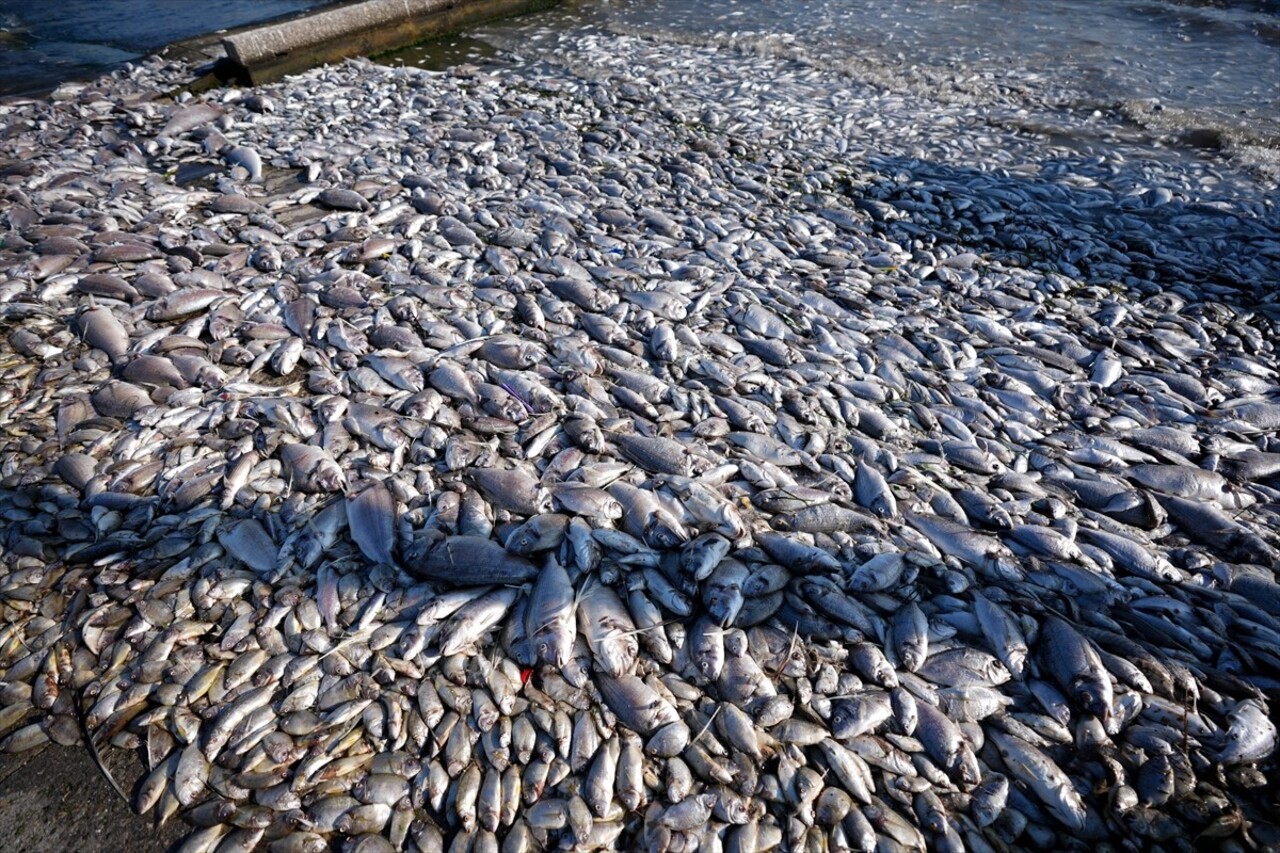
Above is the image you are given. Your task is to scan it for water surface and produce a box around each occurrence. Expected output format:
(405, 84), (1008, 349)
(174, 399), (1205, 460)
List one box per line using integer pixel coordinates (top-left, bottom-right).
(402, 0), (1280, 176)
(0, 0), (324, 96)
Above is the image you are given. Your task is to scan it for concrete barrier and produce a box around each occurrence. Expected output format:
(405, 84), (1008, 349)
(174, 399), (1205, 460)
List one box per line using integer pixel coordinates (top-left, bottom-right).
(221, 0), (554, 85)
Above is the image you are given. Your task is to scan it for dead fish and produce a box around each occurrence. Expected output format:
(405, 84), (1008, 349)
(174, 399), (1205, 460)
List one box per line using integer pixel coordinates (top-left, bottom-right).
(403, 534), (538, 585)
(76, 306), (130, 363)
(216, 518), (277, 573)
(346, 481), (398, 566)
(316, 188), (371, 211)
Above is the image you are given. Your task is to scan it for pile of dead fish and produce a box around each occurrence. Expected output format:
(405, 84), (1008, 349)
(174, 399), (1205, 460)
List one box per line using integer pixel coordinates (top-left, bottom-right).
(0, 30), (1279, 853)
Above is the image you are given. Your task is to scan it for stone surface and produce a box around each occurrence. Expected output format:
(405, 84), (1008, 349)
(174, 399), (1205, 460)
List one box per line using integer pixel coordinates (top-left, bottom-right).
(0, 746), (184, 853)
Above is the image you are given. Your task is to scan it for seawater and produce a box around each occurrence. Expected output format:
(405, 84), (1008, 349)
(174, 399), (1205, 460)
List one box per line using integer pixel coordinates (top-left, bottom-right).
(386, 0), (1280, 178)
(587, 0), (1280, 139)
(0, 0), (323, 97)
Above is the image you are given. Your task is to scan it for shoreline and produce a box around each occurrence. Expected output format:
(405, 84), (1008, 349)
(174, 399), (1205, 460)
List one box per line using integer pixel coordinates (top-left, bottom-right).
(1, 24), (1278, 853)
(7, 3), (1278, 187)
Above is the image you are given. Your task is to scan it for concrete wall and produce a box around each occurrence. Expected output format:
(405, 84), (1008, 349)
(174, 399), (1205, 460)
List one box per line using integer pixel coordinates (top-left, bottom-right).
(222, 0), (555, 84)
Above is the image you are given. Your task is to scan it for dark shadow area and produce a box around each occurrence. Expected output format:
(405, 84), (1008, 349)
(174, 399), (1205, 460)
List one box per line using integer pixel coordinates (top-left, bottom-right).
(846, 152), (1280, 311)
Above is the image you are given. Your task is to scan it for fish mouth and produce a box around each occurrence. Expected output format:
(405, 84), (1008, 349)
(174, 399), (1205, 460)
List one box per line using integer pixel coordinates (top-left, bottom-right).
(1075, 682), (1112, 722)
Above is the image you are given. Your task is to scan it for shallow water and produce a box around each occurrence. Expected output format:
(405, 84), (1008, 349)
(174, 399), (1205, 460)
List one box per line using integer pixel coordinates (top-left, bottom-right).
(397, 0), (1280, 178)
(0, 0), (324, 97)
(594, 0), (1280, 126)
(661, 0), (1278, 140)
